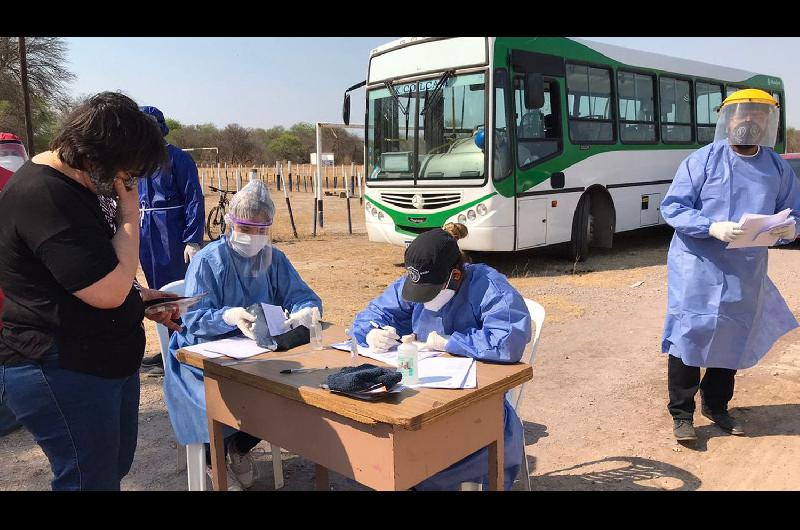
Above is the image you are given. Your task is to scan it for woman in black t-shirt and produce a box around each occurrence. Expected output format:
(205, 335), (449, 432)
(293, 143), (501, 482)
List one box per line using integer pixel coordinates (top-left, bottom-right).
(0, 92), (172, 491)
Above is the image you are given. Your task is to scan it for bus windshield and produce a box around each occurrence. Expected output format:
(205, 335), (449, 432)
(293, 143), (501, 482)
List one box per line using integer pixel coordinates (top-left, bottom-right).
(366, 72), (486, 182)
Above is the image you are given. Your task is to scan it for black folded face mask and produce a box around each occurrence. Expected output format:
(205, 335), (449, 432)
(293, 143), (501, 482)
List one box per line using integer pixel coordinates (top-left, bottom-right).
(247, 303), (310, 351)
(326, 363), (402, 393)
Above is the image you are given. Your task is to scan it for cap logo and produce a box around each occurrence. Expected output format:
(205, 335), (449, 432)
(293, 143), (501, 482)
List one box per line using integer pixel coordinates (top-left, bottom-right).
(406, 266), (428, 283)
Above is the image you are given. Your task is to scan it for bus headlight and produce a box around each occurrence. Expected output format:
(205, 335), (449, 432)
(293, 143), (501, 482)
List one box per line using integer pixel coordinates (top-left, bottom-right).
(467, 209), (477, 222)
(377, 211), (385, 221)
(457, 214), (467, 224)
(371, 206), (378, 217)
(476, 203), (488, 216)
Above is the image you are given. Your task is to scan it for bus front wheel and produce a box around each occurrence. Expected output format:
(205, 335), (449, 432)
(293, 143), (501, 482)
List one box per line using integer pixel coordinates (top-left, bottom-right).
(568, 194), (593, 262)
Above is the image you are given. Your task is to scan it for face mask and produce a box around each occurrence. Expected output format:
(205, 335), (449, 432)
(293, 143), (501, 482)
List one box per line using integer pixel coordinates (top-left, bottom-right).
(89, 172), (118, 198)
(423, 288), (456, 312)
(730, 120), (763, 145)
(0, 156), (24, 173)
(88, 171), (136, 198)
(230, 231), (270, 258)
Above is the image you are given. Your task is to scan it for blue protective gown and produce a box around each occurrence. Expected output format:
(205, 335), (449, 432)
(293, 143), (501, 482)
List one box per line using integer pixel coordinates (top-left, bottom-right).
(351, 262), (532, 490)
(661, 140), (800, 370)
(164, 237), (322, 445)
(138, 143), (205, 289)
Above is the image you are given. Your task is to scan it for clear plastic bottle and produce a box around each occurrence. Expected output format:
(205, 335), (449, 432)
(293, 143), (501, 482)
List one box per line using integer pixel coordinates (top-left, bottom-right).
(397, 335), (418, 385)
(310, 307), (323, 350)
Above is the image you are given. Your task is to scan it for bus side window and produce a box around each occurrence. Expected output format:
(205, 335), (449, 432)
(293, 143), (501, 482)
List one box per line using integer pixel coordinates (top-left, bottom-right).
(514, 77), (561, 168)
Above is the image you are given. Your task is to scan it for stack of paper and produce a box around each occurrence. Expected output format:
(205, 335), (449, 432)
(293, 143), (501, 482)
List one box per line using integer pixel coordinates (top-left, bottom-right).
(182, 336), (269, 359)
(727, 208), (796, 249)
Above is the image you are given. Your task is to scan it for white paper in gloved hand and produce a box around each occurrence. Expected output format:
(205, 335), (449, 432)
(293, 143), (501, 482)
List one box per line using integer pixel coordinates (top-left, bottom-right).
(769, 219), (796, 240)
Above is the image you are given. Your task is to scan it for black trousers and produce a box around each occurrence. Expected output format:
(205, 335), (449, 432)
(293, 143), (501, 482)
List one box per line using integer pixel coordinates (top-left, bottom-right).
(667, 354), (736, 421)
(204, 431), (261, 465)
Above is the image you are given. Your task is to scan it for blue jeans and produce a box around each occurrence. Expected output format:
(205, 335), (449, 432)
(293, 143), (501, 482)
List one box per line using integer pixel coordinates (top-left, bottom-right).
(0, 353), (140, 490)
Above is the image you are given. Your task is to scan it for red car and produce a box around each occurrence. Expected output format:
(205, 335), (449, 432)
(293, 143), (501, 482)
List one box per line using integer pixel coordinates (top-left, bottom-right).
(0, 133), (29, 329)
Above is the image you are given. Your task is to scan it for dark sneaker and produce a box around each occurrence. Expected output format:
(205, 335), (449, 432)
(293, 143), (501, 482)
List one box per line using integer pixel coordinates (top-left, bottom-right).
(701, 408), (745, 435)
(673, 419), (697, 441)
(144, 365), (165, 378)
(141, 353), (163, 368)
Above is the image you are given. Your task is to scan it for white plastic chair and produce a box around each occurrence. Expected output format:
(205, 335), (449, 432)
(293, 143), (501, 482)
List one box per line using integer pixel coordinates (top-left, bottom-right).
(460, 298), (545, 491)
(154, 279), (285, 490)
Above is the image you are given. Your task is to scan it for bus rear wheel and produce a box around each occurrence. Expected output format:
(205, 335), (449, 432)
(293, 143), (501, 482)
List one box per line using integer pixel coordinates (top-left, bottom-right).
(568, 194), (593, 262)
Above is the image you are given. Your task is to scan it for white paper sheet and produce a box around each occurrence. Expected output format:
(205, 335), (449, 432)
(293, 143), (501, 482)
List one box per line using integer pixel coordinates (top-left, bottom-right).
(727, 208), (794, 249)
(355, 342), (443, 367)
(260, 303), (288, 336)
(182, 336), (269, 359)
(411, 357), (477, 389)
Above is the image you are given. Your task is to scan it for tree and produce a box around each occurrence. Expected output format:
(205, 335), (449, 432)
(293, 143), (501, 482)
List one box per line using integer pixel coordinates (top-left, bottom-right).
(0, 37), (74, 151)
(787, 127), (800, 153)
(268, 132), (305, 162)
(165, 118), (183, 133)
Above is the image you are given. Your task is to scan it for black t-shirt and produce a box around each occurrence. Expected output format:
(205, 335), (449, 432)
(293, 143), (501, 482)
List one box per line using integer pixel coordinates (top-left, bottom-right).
(0, 162), (145, 378)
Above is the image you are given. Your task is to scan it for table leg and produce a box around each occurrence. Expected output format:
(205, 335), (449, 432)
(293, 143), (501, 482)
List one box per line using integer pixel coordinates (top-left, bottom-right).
(209, 419), (228, 491)
(487, 433), (504, 491)
(316, 464), (329, 491)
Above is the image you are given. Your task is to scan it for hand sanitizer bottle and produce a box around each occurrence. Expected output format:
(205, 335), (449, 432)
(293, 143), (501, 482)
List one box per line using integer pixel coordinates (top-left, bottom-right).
(310, 307), (323, 350)
(397, 335), (418, 385)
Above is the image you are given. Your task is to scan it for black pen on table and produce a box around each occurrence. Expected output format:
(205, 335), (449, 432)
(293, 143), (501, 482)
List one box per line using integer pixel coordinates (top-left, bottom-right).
(280, 366), (329, 374)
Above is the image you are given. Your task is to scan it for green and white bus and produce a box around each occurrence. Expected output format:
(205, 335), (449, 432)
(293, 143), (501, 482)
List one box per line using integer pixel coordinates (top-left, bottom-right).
(342, 37), (786, 259)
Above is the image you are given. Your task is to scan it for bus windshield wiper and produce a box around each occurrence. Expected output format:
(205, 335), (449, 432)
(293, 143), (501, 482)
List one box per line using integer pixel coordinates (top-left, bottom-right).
(383, 80), (411, 117)
(420, 69), (455, 116)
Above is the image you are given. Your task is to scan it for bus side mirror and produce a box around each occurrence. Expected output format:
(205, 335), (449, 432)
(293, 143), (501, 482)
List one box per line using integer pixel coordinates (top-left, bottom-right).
(343, 93), (351, 125)
(524, 73), (545, 110)
(550, 172), (565, 189)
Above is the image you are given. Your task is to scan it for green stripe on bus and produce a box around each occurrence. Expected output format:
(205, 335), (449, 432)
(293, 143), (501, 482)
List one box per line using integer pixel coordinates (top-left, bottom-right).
(365, 191), (498, 231)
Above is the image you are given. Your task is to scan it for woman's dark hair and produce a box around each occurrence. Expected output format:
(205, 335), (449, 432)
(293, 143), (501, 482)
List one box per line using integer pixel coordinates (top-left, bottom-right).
(50, 91), (168, 182)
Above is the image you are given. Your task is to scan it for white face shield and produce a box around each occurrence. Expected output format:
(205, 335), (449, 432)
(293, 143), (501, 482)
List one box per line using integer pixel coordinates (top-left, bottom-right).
(713, 102), (780, 148)
(0, 142), (29, 173)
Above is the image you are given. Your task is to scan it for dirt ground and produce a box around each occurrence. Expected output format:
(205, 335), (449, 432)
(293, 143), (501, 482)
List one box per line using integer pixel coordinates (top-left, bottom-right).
(3, 187), (800, 490)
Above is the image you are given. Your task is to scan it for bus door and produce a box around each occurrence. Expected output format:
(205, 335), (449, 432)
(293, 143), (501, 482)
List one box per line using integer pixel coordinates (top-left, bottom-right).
(509, 49), (565, 249)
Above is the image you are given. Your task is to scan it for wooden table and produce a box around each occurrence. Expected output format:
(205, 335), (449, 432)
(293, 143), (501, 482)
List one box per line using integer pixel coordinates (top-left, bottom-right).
(177, 325), (532, 491)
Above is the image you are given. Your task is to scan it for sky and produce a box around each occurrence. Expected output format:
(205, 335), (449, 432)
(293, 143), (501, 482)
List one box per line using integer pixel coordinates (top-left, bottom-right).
(63, 37), (800, 129)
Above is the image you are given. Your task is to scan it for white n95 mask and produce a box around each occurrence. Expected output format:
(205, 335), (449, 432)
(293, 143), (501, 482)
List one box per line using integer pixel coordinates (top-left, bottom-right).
(230, 231), (270, 258)
(423, 288), (456, 312)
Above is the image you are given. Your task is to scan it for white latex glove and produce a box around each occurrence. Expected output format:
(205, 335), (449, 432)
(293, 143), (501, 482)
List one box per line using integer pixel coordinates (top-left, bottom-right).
(401, 333), (416, 343)
(770, 222), (796, 240)
(222, 307), (257, 340)
(184, 243), (201, 263)
(709, 221), (744, 243)
(366, 325), (400, 352)
(424, 331), (451, 352)
(284, 307), (315, 330)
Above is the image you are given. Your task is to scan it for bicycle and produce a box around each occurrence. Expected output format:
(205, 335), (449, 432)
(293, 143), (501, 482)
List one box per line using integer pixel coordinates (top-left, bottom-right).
(205, 186), (237, 241)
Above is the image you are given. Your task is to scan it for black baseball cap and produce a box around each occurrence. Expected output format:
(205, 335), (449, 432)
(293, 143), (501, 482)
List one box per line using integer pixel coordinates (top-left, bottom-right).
(401, 229), (461, 303)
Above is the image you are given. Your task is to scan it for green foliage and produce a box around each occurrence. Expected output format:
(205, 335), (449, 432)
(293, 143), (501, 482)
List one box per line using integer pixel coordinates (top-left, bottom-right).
(165, 118), (183, 132)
